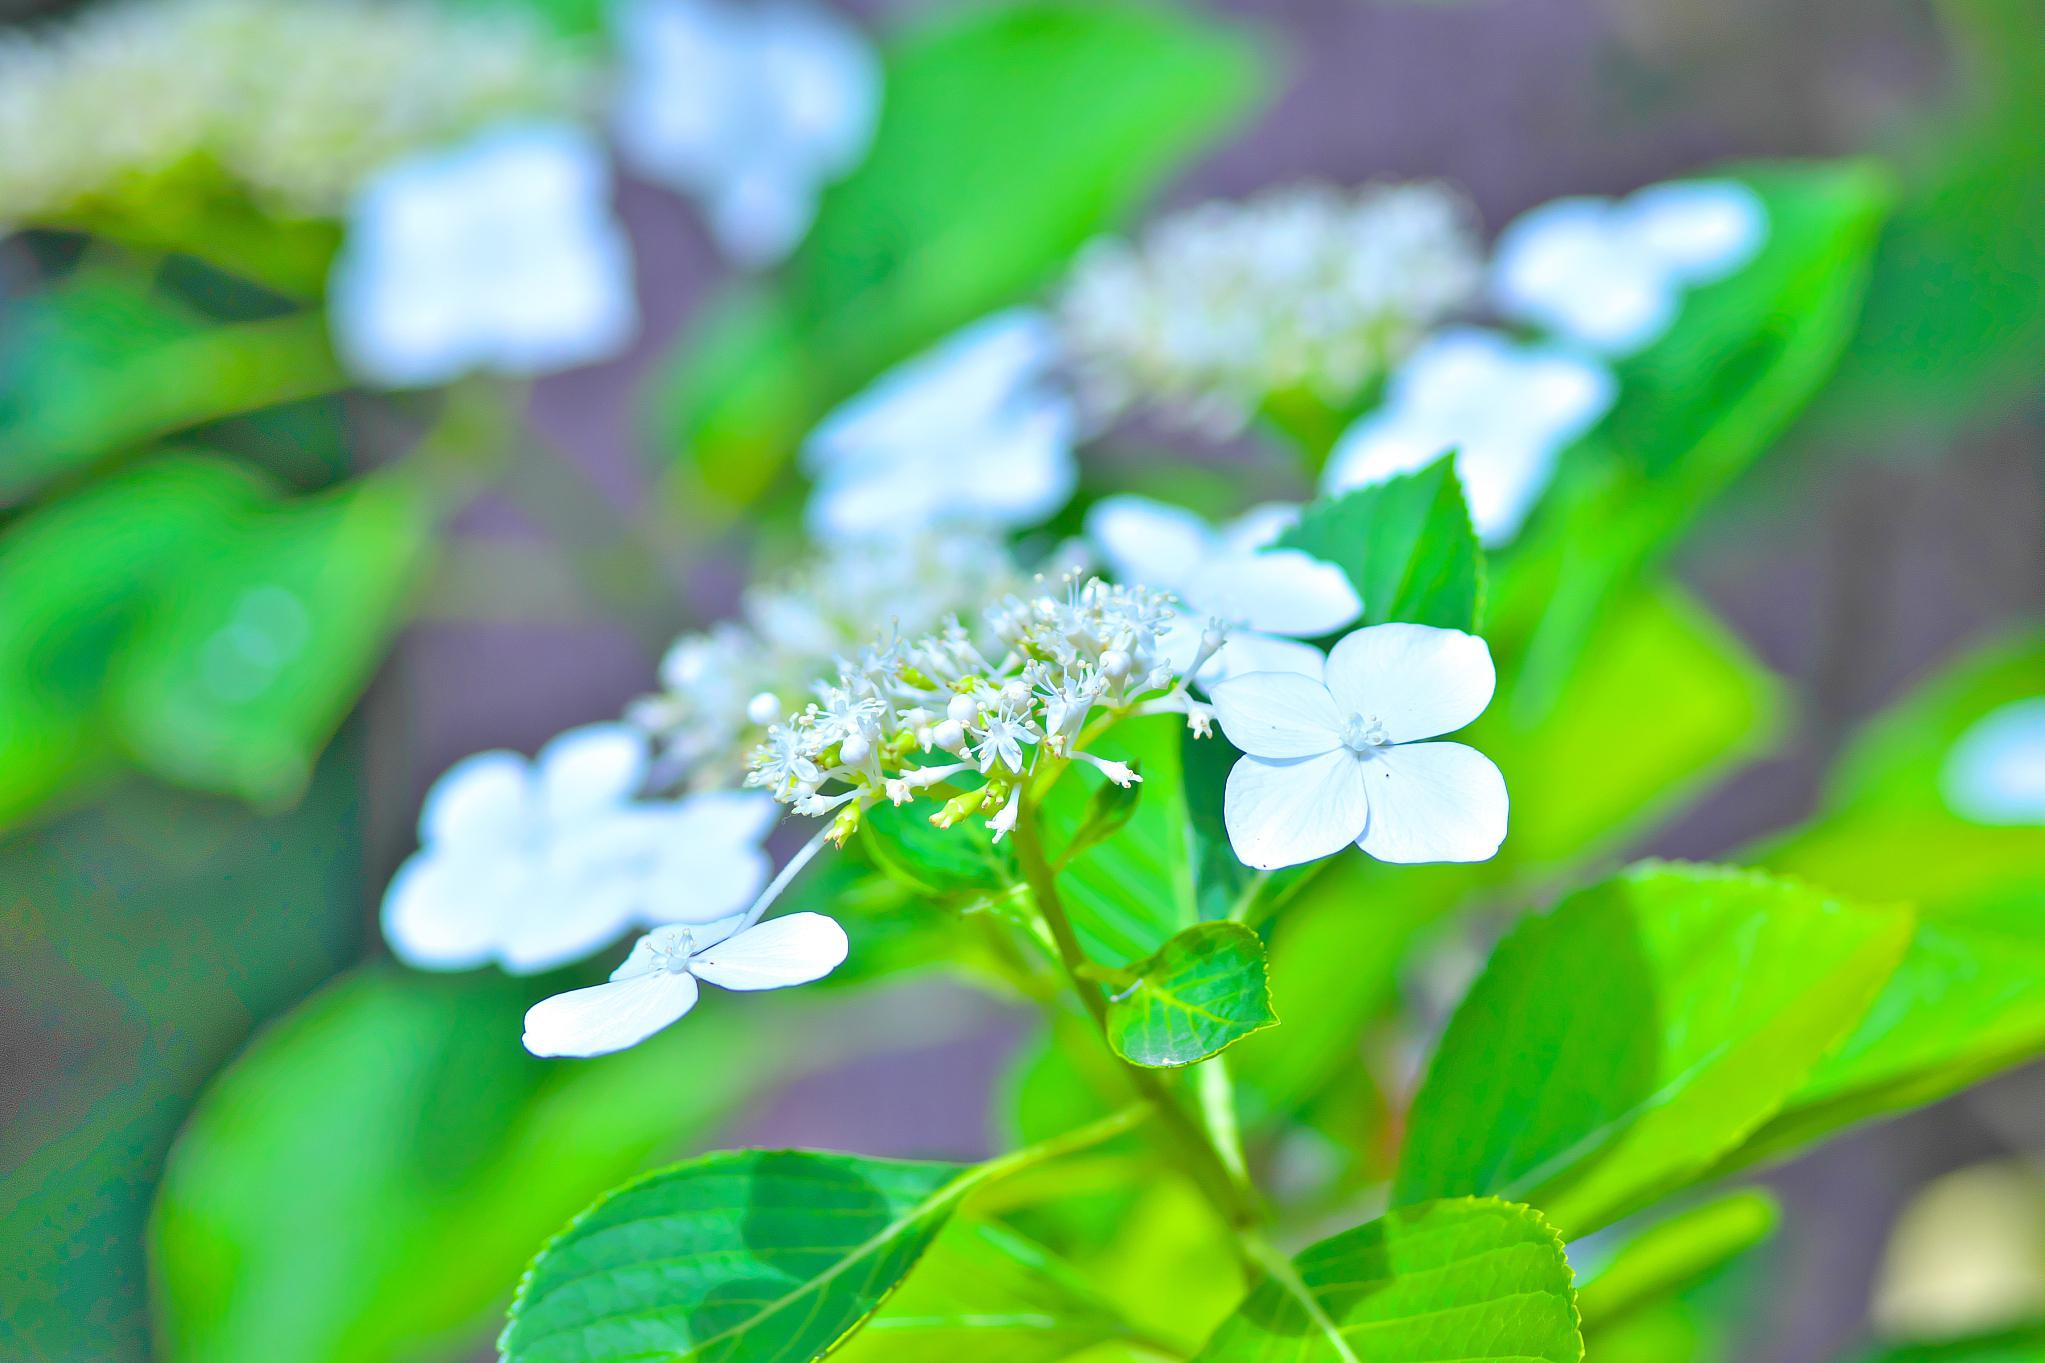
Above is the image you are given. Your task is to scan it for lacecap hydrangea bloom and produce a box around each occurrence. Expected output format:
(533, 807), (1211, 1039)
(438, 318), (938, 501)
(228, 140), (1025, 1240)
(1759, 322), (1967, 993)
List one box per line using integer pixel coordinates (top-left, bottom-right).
(1056, 181), (1483, 434)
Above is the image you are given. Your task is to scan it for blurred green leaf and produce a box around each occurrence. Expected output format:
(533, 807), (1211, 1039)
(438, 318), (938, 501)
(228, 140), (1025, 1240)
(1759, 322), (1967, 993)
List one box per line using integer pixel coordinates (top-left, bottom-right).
(1848, 1327), (2045, 1363)
(1395, 862), (1912, 1236)
(1192, 1197), (1582, 1362)
(1576, 1192), (1780, 1331)
(1279, 454), (1484, 631)
(1106, 922), (1276, 1068)
(153, 965), (797, 1363)
(1180, 726), (1311, 925)
(0, 269), (345, 501)
(655, 0), (1266, 503)
(861, 788), (1020, 897)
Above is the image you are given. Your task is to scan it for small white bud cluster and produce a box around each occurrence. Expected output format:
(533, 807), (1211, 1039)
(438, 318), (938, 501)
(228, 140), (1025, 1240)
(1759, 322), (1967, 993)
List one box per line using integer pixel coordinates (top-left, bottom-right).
(745, 575), (1215, 844)
(0, 0), (589, 223)
(1055, 181), (1483, 436)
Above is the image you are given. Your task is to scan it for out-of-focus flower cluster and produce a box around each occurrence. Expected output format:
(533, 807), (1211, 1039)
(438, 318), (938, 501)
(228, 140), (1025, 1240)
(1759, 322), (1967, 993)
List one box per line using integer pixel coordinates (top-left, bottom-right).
(1056, 181), (1483, 435)
(0, 0), (589, 222)
(630, 533), (1039, 788)
(745, 574), (1217, 844)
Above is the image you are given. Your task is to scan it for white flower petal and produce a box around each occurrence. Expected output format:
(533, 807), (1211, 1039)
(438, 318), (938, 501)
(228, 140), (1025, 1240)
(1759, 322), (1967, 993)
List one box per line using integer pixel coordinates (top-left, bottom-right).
(1223, 749), (1370, 870)
(1085, 494), (1214, 589)
(1355, 741), (1507, 864)
(1216, 503), (1302, 557)
(418, 750), (531, 845)
(688, 912), (849, 991)
(499, 877), (645, 975)
(1201, 632), (1328, 689)
(1324, 624), (1496, 743)
(536, 723), (648, 820)
(1942, 697), (2045, 825)
(639, 794), (777, 926)
(1209, 671), (1345, 758)
(1624, 179), (1767, 282)
(522, 970), (700, 1058)
(380, 850), (505, 970)
(1490, 196), (1676, 355)
(1183, 549), (1361, 638)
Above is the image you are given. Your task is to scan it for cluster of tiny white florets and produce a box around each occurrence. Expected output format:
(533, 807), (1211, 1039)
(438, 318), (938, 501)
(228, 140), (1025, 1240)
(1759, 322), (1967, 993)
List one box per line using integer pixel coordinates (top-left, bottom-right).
(1055, 181), (1484, 436)
(0, 0), (589, 223)
(631, 533), (1041, 791)
(745, 575), (1223, 844)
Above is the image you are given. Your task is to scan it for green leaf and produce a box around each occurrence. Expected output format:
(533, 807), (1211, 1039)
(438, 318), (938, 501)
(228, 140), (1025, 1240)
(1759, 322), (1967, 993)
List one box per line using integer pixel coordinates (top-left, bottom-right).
(1106, 922), (1276, 1068)
(859, 795), (1018, 898)
(656, 0), (1265, 500)
(1278, 453), (1484, 631)
(1395, 862), (1913, 1236)
(501, 1150), (976, 1363)
(1181, 726), (1307, 924)
(152, 966), (798, 1363)
(830, 1218), (1158, 1363)
(1849, 1327), (2045, 1363)
(1192, 1197), (1582, 1363)
(1576, 1192), (1780, 1330)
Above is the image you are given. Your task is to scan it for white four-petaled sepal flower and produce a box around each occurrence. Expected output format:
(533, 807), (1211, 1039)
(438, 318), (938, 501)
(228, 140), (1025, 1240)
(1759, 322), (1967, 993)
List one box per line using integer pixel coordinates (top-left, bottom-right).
(1941, 697), (2045, 825)
(522, 913), (850, 1058)
(1210, 624), (1507, 870)
(329, 122), (637, 388)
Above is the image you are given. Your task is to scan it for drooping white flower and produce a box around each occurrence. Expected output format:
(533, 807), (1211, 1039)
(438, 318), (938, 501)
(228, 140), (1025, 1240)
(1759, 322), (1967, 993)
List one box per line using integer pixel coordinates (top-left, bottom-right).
(1210, 624), (1507, 869)
(1490, 179), (1767, 356)
(382, 724), (777, 974)
(1942, 698), (2045, 825)
(1322, 328), (1615, 545)
(1085, 495), (1358, 684)
(522, 912), (848, 1057)
(803, 310), (1079, 543)
(611, 0), (879, 266)
(328, 122), (637, 389)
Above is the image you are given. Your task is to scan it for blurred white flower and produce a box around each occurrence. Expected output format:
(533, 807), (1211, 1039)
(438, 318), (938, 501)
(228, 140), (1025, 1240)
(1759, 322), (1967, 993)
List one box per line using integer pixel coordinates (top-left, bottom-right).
(328, 122), (636, 388)
(1084, 495), (1358, 685)
(611, 0), (880, 266)
(522, 912), (848, 1057)
(1057, 181), (1483, 435)
(1323, 328), (1615, 545)
(802, 309), (1079, 543)
(382, 724), (777, 974)
(1491, 179), (1767, 355)
(1210, 623), (1506, 869)
(1942, 698), (2045, 825)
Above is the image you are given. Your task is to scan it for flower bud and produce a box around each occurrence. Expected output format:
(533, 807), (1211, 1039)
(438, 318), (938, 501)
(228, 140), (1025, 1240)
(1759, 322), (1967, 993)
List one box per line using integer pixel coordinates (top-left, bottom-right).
(838, 732), (871, 765)
(746, 691), (783, 726)
(933, 719), (967, 752)
(945, 692), (978, 724)
(1100, 648), (1131, 680)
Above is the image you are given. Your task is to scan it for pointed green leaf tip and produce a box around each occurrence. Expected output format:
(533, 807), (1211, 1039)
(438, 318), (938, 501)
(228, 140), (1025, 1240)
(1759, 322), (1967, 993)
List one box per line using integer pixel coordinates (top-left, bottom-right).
(1279, 452), (1484, 633)
(1107, 921), (1278, 1068)
(500, 1149), (971, 1363)
(1194, 1197), (1582, 1363)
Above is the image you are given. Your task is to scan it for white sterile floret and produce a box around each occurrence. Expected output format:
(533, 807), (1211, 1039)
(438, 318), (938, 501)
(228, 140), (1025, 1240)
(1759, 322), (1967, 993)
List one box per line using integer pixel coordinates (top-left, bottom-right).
(1491, 178), (1767, 356)
(1085, 495), (1359, 686)
(382, 724), (778, 974)
(328, 122), (636, 388)
(802, 310), (1080, 543)
(522, 912), (848, 1057)
(1057, 181), (1483, 435)
(1941, 697), (2045, 825)
(610, 0), (879, 266)
(1322, 328), (1616, 545)
(1210, 624), (1507, 870)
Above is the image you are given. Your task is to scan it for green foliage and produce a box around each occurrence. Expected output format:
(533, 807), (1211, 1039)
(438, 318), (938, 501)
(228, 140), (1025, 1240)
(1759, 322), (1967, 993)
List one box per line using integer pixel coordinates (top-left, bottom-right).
(1106, 922), (1276, 1068)
(1193, 1197), (1582, 1362)
(861, 796), (1018, 897)
(1575, 1192), (1780, 1330)
(1396, 863), (1913, 1236)
(501, 1149), (972, 1363)
(655, 0), (1265, 501)
(1278, 454), (1484, 632)
(1849, 1327), (2045, 1363)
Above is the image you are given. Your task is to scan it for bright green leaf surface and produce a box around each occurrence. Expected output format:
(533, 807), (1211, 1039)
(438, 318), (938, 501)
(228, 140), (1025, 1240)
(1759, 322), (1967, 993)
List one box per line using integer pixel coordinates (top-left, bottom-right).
(1279, 454), (1483, 632)
(1107, 922), (1277, 1068)
(1396, 863), (1913, 1236)
(1192, 1197), (1581, 1363)
(500, 1149), (973, 1363)
(860, 796), (1018, 898)
(1850, 1327), (2045, 1363)
(1576, 1191), (1780, 1330)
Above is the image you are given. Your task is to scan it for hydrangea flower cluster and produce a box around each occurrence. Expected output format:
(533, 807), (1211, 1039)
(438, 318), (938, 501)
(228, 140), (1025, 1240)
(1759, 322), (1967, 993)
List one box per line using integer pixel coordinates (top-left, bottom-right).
(744, 574), (1216, 844)
(1055, 181), (1483, 434)
(0, 0), (588, 222)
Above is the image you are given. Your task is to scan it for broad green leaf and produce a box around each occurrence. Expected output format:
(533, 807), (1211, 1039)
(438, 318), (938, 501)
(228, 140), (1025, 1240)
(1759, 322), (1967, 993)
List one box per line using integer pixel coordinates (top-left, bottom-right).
(1576, 1192), (1780, 1330)
(1181, 726), (1309, 924)
(1107, 922), (1276, 1068)
(831, 1218), (1158, 1363)
(1192, 1197), (1582, 1363)
(656, 0), (1264, 499)
(501, 1150), (975, 1363)
(153, 965), (797, 1363)
(860, 795), (1018, 898)
(1396, 862), (1913, 1236)
(1278, 454), (1483, 631)
(1849, 1328), (2045, 1363)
